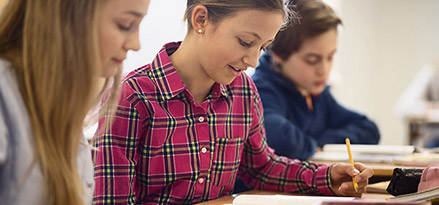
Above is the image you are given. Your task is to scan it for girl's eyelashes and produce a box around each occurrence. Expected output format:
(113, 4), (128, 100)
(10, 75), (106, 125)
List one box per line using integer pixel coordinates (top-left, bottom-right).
(238, 37), (267, 51)
(238, 38), (252, 48)
(117, 22), (134, 31)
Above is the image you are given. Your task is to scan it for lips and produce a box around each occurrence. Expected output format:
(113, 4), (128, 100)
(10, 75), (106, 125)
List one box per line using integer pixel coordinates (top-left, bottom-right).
(112, 58), (125, 64)
(228, 65), (246, 77)
(314, 81), (326, 86)
(229, 65), (248, 72)
(229, 65), (241, 71)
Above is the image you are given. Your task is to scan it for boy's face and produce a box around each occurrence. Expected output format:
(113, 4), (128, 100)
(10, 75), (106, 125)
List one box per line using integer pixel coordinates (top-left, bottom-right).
(278, 29), (338, 96)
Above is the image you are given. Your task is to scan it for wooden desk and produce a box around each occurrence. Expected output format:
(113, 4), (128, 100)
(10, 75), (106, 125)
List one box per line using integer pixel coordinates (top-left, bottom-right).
(196, 190), (390, 205)
(367, 163), (396, 177)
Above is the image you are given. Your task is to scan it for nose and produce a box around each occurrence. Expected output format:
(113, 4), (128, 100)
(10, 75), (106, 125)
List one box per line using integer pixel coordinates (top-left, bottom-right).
(125, 31), (141, 52)
(243, 49), (260, 68)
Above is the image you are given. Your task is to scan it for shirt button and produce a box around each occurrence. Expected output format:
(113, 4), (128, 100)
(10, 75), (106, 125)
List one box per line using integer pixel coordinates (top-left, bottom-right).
(198, 116), (205, 123)
(198, 178), (204, 184)
(201, 147), (207, 153)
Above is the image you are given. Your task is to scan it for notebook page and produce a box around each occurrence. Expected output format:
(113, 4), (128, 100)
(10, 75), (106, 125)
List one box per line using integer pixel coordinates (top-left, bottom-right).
(232, 194), (354, 205)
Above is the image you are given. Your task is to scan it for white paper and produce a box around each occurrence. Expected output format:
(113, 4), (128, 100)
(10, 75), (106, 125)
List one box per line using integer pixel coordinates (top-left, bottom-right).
(232, 194), (354, 205)
(322, 144), (415, 155)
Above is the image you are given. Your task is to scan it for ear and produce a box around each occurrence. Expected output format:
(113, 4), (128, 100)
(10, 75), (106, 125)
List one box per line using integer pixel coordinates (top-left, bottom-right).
(191, 5), (208, 34)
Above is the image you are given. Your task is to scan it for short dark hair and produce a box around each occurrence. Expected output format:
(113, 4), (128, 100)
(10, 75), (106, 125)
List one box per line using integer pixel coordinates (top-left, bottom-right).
(270, 0), (342, 60)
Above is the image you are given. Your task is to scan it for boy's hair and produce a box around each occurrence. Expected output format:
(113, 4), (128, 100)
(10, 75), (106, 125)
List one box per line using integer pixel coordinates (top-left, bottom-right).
(270, 0), (342, 60)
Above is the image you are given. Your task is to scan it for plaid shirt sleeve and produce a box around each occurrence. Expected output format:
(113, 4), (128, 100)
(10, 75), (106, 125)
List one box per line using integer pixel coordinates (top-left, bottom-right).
(92, 81), (144, 204)
(237, 79), (335, 195)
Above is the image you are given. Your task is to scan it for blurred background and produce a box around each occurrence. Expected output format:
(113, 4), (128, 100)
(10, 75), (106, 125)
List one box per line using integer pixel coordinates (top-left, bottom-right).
(123, 0), (439, 146)
(2, 0), (436, 145)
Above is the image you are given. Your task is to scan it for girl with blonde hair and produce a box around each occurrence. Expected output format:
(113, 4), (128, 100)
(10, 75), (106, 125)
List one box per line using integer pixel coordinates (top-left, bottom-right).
(0, 0), (149, 204)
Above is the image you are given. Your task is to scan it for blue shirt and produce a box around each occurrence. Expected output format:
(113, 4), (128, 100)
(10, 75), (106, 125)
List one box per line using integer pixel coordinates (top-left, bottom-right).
(252, 52), (380, 160)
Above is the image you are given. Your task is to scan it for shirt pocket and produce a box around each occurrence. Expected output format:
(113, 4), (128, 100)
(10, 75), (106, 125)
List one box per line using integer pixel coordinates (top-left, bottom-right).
(211, 137), (243, 187)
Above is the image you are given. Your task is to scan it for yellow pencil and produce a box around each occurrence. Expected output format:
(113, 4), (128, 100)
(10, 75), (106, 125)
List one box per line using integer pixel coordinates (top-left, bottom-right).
(345, 138), (359, 192)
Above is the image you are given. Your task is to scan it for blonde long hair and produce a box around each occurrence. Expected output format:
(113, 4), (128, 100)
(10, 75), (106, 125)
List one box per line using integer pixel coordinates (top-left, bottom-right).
(0, 0), (120, 204)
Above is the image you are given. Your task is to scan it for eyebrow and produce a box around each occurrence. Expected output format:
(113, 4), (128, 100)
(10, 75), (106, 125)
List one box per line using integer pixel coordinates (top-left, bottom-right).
(305, 49), (337, 58)
(243, 31), (262, 40)
(125, 11), (145, 18)
(243, 31), (275, 43)
(305, 53), (321, 58)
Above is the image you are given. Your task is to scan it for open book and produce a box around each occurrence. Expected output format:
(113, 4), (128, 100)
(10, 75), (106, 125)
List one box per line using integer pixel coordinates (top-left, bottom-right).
(388, 186), (439, 203)
(232, 194), (429, 205)
(232, 194), (354, 205)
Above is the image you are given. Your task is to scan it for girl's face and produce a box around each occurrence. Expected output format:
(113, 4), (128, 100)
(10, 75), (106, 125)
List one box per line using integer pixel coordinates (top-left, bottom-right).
(98, 0), (150, 77)
(197, 9), (284, 85)
(276, 29), (338, 96)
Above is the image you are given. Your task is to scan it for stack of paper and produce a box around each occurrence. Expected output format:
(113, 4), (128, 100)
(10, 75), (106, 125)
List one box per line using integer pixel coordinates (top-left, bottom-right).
(309, 144), (416, 164)
(321, 144), (415, 155)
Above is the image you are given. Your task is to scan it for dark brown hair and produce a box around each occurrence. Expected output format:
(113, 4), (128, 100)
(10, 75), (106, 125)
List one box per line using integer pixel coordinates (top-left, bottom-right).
(184, 0), (299, 31)
(270, 0), (342, 60)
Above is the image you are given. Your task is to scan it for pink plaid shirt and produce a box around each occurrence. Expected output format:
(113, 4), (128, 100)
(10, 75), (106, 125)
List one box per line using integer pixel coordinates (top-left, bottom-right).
(92, 42), (334, 204)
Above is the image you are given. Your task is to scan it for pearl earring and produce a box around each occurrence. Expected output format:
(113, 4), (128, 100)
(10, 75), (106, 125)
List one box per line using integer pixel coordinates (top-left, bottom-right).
(197, 29), (203, 34)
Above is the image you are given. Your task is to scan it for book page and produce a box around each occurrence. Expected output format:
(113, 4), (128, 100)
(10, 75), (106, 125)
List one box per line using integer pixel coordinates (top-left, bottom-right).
(388, 186), (439, 202)
(232, 194), (354, 205)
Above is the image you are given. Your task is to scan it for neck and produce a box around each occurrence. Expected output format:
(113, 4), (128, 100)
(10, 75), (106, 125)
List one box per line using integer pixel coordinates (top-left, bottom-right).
(302, 91), (314, 111)
(297, 87), (310, 97)
(169, 36), (214, 104)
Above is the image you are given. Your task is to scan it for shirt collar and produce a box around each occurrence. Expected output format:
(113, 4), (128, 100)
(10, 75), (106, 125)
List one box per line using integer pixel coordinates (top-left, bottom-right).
(150, 42), (229, 101)
(211, 83), (230, 99)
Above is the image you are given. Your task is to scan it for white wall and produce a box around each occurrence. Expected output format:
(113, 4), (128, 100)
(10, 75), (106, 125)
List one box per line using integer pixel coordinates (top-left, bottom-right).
(331, 0), (439, 145)
(123, 0), (439, 146)
(123, 0), (187, 72)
